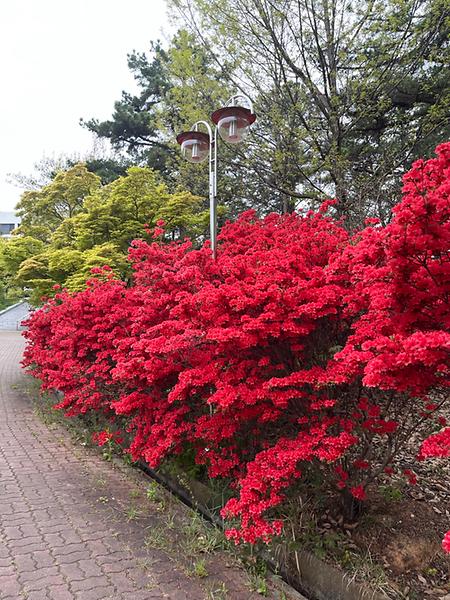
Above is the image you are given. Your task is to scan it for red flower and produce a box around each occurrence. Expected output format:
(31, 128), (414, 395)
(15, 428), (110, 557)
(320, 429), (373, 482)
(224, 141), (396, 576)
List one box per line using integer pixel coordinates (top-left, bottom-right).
(353, 459), (370, 470)
(21, 143), (450, 545)
(92, 431), (113, 447)
(442, 531), (450, 553)
(350, 485), (366, 501)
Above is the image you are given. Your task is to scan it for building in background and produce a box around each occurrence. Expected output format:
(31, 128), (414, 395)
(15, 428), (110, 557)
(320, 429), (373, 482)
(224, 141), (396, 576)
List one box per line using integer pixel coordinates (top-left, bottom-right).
(0, 211), (20, 238)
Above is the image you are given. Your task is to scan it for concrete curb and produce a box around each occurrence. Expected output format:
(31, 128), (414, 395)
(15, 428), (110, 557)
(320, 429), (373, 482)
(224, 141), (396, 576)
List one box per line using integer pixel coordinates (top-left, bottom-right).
(147, 466), (390, 600)
(281, 550), (389, 600)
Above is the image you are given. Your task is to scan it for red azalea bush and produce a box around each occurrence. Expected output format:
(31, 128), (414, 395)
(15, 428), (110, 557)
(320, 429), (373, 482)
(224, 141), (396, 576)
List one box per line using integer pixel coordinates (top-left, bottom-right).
(23, 143), (450, 545)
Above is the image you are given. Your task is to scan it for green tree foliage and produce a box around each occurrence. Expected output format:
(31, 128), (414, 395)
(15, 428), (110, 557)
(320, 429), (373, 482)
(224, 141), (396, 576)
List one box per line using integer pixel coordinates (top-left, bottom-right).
(14, 244), (129, 305)
(15, 164), (101, 242)
(170, 0), (449, 224)
(161, 30), (271, 215)
(0, 236), (46, 277)
(55, 166), (209, 252)
(0, 237), (44, 308)
(7, 164), (208, 305)
(84, 157), (130, 184)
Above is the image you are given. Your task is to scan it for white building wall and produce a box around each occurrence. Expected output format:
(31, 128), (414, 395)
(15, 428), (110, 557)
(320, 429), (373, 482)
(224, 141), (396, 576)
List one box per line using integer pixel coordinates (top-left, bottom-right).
(0, 211), (21, 238)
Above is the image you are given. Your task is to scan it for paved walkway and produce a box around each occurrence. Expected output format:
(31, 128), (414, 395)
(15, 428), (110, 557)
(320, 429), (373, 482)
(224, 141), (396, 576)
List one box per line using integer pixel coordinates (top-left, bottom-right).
(0, 332), (287, 600)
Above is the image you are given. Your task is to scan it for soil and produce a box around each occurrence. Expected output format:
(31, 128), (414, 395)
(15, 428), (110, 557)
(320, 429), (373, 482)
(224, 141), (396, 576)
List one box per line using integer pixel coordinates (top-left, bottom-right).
(310, 457), (450, 599)
(353, 487), (450, 598)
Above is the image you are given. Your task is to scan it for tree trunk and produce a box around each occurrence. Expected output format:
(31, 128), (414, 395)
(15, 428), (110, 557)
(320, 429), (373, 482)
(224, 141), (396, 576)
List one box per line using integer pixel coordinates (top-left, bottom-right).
(341, 488), (363, 522)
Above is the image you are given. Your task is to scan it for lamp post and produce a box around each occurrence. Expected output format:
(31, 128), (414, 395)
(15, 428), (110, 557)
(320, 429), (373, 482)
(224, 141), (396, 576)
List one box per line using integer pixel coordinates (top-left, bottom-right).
(176, 94), (256, 259)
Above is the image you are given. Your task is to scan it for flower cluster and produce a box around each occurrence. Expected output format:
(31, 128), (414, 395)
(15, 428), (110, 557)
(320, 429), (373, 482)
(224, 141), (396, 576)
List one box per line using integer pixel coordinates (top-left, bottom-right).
(419, 428), (450, 459)
(23, 144), (450, 544)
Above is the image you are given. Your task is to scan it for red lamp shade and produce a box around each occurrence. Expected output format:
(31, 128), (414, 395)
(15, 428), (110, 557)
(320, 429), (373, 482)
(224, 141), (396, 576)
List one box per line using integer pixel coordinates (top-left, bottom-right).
(176, 131), (210, 163)
(211, 106), (256, 144)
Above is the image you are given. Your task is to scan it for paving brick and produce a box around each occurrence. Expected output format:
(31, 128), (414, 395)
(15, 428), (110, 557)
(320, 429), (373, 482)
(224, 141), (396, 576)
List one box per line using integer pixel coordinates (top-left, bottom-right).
(46, 584), (74, 600)
(33, 549), (56, 568)
(9, 535), (44, 549)
(59, 562), (85, 581)
(14, 541), (47, 555)
(74, 587), (116, 600)
(24, 590), (49, 600)
(70, 574), (111, 592)
(13, 554), (36, 571)
(52, 542), (88, 557)
(24, 574), (67, 592)
(19, 565), (60, 584)
(0, 574), (21, 597)
(107, 571), (136, 593)
(121, 592), (163, 600)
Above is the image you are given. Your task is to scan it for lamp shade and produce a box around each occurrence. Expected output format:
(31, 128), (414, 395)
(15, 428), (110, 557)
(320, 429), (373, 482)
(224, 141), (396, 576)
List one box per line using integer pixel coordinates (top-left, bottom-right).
(211, 106), (256, 144)
(176, 131), (210, 163)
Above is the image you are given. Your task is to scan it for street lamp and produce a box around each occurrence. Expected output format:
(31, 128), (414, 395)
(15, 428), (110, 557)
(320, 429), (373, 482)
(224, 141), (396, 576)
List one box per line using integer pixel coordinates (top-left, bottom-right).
(176, 94), (256, 259)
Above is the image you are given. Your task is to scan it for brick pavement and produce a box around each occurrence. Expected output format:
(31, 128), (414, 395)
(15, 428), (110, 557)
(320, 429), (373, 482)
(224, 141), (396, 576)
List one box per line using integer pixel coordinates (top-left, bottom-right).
(0, 331), (296, 600)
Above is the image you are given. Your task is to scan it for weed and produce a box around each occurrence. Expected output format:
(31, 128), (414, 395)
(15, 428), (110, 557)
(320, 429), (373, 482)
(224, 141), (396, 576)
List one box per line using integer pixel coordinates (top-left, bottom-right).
(245, 556), (268, 596)
(379, 485), (403, 502)
(145, 524), (171, 552)
(166, 513), (177, 529)
(146, 481), (160, 502)
(250, 575), (268, 595)
(126, 506), (140, 521)
(136, 557), (152, 570)
(122, 452), (135, 466)
(341, 548), (397, 598)
(130, 489), (141, 499)
(102, 441), (114, 461)
(193, 558), (208, 578)
(293, 518), (349, 561)
(181, 513), (226, 555)
(206, 582), (228, 599)
(98, 496), (109, 504)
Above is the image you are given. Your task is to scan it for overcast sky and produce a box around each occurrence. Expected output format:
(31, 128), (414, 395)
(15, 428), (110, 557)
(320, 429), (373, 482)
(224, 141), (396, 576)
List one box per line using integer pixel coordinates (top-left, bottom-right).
(0, 0), (171, 211)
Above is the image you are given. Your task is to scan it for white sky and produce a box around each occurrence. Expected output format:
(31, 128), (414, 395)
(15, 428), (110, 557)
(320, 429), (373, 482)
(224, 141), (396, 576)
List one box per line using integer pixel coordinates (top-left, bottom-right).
(0, 0), (171, 211)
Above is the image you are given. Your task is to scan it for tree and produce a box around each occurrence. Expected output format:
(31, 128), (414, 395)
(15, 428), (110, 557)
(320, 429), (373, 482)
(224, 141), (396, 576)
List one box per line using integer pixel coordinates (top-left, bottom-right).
(56, 166), (209, 253)
(0, 237), (43, 308)
(81, 42), (172, 172)
(0, 236), (46, 277)
(15, 164), (101, 242)
(169, 0), (450, 225)
(14, 244), (128, 305)
(81, 30), (276, 218)
(8, 146), (130, 191)
(11, 165), (210, 304)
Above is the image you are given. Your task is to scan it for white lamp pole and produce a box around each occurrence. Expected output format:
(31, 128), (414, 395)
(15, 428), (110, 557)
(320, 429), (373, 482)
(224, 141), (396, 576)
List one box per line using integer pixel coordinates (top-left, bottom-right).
(176, 94), (255, 259)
